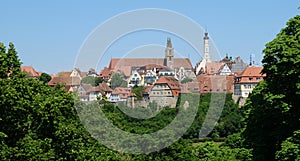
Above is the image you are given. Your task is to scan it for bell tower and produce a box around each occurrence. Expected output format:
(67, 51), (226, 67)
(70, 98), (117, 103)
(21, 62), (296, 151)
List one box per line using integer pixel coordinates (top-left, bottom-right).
(203, 32), (211, 62)
(165, 38), (174, 69)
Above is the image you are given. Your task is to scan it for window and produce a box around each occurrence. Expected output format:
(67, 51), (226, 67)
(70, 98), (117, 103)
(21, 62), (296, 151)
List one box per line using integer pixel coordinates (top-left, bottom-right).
(134, 74), (137, 77)
(249, 77), (253, 81)
(256, 77), (261, 80)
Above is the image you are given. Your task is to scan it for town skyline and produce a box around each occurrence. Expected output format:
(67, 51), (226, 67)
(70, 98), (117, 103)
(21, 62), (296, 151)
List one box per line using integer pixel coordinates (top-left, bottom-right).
(1, 1), (299, 74)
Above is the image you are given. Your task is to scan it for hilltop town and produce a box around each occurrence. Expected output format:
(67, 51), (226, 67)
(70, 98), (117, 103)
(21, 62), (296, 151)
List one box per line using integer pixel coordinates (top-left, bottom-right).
(22, 33), (265, 108)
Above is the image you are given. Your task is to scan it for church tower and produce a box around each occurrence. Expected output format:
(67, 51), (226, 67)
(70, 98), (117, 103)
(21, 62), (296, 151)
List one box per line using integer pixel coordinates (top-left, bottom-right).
(203, 32), (211, 62)
(195, 32), (211, 75)
(165, 38), (174, 69)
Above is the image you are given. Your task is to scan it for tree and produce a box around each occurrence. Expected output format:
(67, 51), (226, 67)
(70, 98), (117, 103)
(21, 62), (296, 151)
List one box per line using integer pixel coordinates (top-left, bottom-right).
(132, 86), (145, 100)
(0, 42), (22, 78)
(0, 42), (123, 160)
(110, 73), (126, 89)
(38, 73), (51, 83)
(181, 77), (193, 84)
(275, 130), (300, 161)
(242, 15), (300, 161)
(81, 76), (103, 86)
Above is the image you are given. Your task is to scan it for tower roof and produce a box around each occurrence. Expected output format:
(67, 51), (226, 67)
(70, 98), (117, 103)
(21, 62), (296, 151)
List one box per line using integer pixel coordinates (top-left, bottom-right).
(167, 37), (172, 48)
(204, 32), (209, 40)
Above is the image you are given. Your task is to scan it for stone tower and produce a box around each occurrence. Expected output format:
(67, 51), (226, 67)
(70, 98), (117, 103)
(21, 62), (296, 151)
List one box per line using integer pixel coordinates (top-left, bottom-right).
(165, 38), (174, 69)
(203, 32), (211, 62)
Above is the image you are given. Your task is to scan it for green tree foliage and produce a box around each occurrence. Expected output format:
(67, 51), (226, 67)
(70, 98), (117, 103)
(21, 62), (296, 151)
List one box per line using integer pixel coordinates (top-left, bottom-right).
(181, 77), (193, 84)
(182, 94), (244, 140)
(132, 86), (145, 100)
(38, 72), (52, 83)
(0, 42), (22, 78)
(0, 43), (124, 160)
(0, 42), (249, 160)
(276, 130), (300, 161)
(242, 15), (300, 161)
(194, 142), (252, 161)
(81, 76), (103, 86)
(110, 72), (126, 89)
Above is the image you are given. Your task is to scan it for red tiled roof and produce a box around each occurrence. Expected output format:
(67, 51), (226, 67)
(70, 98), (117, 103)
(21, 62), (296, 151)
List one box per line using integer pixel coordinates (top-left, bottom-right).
(205, 62), (225, 75)
(144, 85), (153, 93)
(154, 76), (180, 96)
(240, 66), (265, 77)
(237, 66), (265, 84)
(108, 58), (193, 77)
(144, 64), (165, 70)
(112, 87), (132, 99)
(99, 67), (113, 78)
(81, 84), (93, 93)
(21, 66), (40, 77)
(58, 72), (72, 77)
(48, 76), (81, 86)
(98, 82), (113, 92)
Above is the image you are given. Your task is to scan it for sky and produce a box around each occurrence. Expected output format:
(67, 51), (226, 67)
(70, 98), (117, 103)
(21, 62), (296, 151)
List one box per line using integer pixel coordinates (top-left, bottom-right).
(0, 1), (299, 74)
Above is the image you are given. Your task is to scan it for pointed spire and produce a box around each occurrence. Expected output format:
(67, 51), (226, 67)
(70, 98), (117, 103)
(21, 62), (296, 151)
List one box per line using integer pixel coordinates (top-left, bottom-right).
(203, 32), (211, 62)
(167, 37), (172, 48)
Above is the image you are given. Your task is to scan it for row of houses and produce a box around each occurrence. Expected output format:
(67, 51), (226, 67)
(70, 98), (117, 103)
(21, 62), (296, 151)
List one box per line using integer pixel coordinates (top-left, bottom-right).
(22, 33), (265, 107)
(22, 63), (264, 108)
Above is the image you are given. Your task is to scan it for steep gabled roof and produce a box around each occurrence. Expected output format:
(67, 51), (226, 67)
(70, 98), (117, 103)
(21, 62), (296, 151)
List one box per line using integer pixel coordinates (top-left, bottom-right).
(58, 72), (72, 77)
(205, 62), (225, 75)
(239, 66), (265, 77)
(99, 67), (113, 78)
(80, 83), (93, 93)
(98, 82), (113, 92)
(111, 87), (132, 99)
(155, 76), (180, 89)
(48, 76), (81, 86)
(21, 66), (40, 77)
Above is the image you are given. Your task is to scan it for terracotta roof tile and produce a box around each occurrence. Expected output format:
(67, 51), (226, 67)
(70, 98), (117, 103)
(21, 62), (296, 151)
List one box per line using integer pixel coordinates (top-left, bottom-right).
(81, 84), (93, 93)
(108, 58), (193, 77)
(99, 67), (113, 78)
(48, 76), (81, 86)
(240, 66), (265, 77)
(98, 82), (113, 92)
(154, 76), (180, 96)
(21, 66), (39, 77)
(58, 72), (72, 77)
(111, 87), (132, 99)
(236, 66), (265, 83)
(205, 62), (225, 75)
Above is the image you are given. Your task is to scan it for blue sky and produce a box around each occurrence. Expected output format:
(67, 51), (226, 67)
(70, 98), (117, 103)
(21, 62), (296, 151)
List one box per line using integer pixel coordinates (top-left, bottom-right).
(0, 1), (299, 74)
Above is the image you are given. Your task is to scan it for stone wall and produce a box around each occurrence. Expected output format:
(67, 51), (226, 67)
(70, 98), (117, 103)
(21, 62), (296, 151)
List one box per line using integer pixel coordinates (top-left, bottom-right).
(126, 96), (178, 108)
